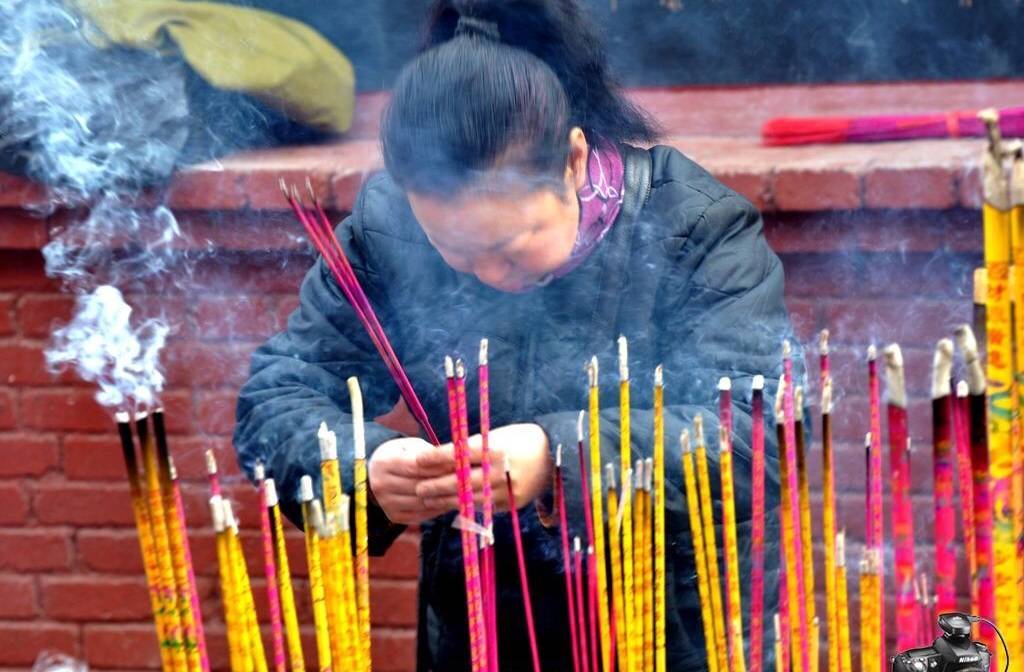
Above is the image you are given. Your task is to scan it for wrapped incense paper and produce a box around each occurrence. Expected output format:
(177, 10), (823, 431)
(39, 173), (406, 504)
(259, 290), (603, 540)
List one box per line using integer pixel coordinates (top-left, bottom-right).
(883, 344), (916, 651)
(478, 343), (498, 672)
(116, 414), (173, 672)
(254, 463), (286, 672)
(694, 414), (729, 672)
(556, 447), (583, 672)
(835, 531), (852, 672)
(719, 425), (746, 672)
(956, 324), (999, 653)
(1010, 142), (1024, 643)
(773, 380), (792, 672)
(974, 267), (988, 348)
(681, 431), (720, 672)
(605, 463), (627, 672)
(347, 377), (372, 672)
(575, 415), (599, 672)
(617, 336), (637, 672)
(265, 479), (305, 672)
(587, 359), (613, 672)
(652, 366), (667, 672)
(866, 346), (885, 669)
(782, 341), (810, 672)
(318, 424), (357, 669)
(300, 476), (334, 672)
(136, 414), (188, 672)
(980, 109), (1023, 669)
(820, 373), (840, 672)
(931, 340), (958, 615)
(504, 455), (542, 672)
(642, 458), (654, 672)
(749, 375), (767, 672)
(793, 385), (815, 646)
(573, 537), (591, 672)
(225, 500), (269, 672)
(632, 459), (645, 672)
(212, 495), (245, 672)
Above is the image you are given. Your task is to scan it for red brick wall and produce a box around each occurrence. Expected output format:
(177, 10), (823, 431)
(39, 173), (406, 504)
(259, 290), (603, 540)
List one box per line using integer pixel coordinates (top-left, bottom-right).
(0, 203), (981, 671)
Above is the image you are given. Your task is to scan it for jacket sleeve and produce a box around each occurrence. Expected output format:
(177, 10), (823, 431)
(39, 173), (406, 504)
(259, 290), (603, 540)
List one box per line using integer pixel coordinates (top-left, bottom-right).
(233, 182), (407, 555)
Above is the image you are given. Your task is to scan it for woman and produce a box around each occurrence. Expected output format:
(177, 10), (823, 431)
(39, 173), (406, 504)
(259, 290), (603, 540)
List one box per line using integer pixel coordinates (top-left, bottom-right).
(235, 1), (793, 669)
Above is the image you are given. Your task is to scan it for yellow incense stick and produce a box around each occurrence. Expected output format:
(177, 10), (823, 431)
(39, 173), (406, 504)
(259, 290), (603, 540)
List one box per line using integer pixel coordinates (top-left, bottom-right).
(348, 377), (372, 672)
(165, 459), (201, 672)
(588, 359), (613, 672)
(642, 457), (654, 672)
(605, 464), (628, 672)
(266, 480), (305, 672)
(1009, 140), (1024, 644)
(621, 463), (639, 672)
(774, 614), (784, 672)
(337, 495), (362, 672)
(226, 500), (268, 672)
(318, 424), (357, 669)
(810, 617), (820, 672)
(681, 431), (720, 672)
(835, 531), (852, 672)
(212, 496), (244, 672)
(859, 555), (874, 672)
(301, 476), (334, 672)
(795, 387), (816, 643)
(617, 336), (637, 672)
(719, 426), (746, 672)
(631, 459), (646, 672)
(774, 379), (801, 672)
(138, 416), (187, 672)
(694, 414), (729, 672)
(222, 502), (254, 672)
(653, 366), (666, 672)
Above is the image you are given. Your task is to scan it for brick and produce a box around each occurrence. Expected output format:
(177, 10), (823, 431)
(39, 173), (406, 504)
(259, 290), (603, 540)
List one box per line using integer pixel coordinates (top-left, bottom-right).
(16, 294), (74, 337)
(0, 622), (79, 665)
(195, 390), (239, 436)
(863, 167), (957, 210)
(157, 389), (196, 435)
(33, 482), (136, 526)
(0, 529), (72, 571)
(823, 299), (970, 349)
(190, 252), (311, 296)
(370, 628), (417, 672)
(0, 296), (14, 335)
(716, 170), (770, 212)
(76, 530), (143, 574)
(164, 167), (246, 211)
(194, 296), (280, 342)
(0, 484), (28, 525)
(163, 342), (256, 388)
(371, 532), (421, 579)
(0, 389), (13, 430)
(83, 623), (162, 669)
(0, 576), (38, 618)
(62, 433), (123, 480)
(20, 388), (110, 432)
(773, 168), (862, 211)
(241, 168), (331, 212)
(41, 576), (151, 621)
(784, 298), (821, 344)
(368, 580), (417, 627)
(0, 211), (48, 249)
(0, 341), (79, 386)
(0, 433), (59, 476)
(176, 211), (306, 254)
(0, 252), (57, 291)
(166, 436), (236, 482)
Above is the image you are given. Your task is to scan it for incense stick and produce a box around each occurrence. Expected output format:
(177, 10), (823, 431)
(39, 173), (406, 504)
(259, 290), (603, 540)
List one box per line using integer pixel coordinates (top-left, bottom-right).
(819, 333), (839, 672)
(773, 382), (792, 672)
(641, 457), (654, 672)
(718, 424), (746, 672)
(576, 414), (599, 672)
(336, 496), (361, 672)
(782, 341), (810, 672)
(556, 446), (582, 672)
(652, 366), (666, 672)
(952, 383), (979, 622)
(773, 614), (784, 672)
(794, 385), (815, 657)
(1010, 144), (1024, 643)
(866, 345), (884, 672)
(318, 424), (356, 669)
(631, 459), (646, 672)
(300, 476), (333, 672)
(574, 536), (591, 672)
(255, 463), (286, 672)
(605, 463), (626, 672)
(749, 375), (767, 672)
(835, 531), (852, 672)
(616, 336), (637, 672)
(504, 455), (542, 672)
(884, 343), (916, 651)
(225, 500), (268, 672)
(694, 415), (728, 672)
(212, 495), (245, 672)
(681, 431), (720, 672)
(347, 377), (372, 672)
(587, 359), (613, 672)
(478, 341), (498, 672)
(265, 479), (305, 672)
(931, 339), (958, 615)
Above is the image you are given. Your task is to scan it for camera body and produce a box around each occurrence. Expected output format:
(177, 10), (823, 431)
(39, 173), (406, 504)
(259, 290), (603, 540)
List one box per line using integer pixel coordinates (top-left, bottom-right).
(891, 614), (991, 672)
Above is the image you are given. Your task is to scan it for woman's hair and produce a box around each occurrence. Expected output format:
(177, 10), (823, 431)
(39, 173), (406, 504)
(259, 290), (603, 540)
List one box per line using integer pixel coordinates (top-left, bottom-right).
(381, 0), (658, 197)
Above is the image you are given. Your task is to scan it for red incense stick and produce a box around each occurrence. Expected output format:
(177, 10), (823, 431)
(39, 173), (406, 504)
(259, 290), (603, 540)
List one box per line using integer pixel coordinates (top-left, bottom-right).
(884, 344), (916, 651)
(773, 381), (792, 672)
(556, 445), (582, 672)
(478, 340), (498, 671)
(575, 414), (600, 672)
(782, 341), (810, 672)
(867, 345), (885, 669)
(930, 340), (958, 616)
(749, 375), (766, 672)
(505, 455), (542, 672)
(574, 537), (591, 672)
(255, 462), (286, 672)
(952, 382), (977, 618)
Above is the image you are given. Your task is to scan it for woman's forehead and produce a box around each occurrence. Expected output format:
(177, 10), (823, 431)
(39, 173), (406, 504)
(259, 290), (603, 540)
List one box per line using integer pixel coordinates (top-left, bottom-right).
(409, 188), (554, 250)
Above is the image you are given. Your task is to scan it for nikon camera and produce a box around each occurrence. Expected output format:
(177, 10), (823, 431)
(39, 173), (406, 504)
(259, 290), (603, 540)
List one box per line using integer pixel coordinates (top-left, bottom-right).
(891, 614), (991, 672)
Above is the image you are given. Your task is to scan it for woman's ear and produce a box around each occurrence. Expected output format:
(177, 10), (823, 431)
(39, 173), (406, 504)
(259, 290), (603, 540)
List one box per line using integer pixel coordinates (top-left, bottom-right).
(565, 127), (589, 192)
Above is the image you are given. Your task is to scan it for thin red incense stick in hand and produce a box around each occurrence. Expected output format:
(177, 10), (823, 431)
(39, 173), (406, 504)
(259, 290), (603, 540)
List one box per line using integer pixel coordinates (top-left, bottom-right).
(749, 375), (766, 672)
(556, 445), (582, 672)
(506, 455), (542, 672)
(478, 340), (498, 671)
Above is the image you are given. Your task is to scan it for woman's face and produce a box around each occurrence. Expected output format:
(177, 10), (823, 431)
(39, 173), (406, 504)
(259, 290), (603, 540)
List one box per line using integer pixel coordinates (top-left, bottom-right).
(408, 129), (589, 293)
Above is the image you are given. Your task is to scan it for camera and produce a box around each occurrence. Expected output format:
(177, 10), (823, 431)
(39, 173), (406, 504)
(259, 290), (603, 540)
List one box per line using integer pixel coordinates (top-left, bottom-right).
(891, 614), (991, 672)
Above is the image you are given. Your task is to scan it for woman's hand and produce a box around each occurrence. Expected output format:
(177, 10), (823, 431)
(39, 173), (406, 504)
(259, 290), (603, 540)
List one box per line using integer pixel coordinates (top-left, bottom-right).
(412, 423), (553, 512)
(367, 436), (455, 525)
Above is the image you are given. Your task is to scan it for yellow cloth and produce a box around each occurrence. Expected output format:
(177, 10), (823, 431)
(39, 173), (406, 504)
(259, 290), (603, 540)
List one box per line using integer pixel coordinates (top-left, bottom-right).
(71, 0), (355, 133)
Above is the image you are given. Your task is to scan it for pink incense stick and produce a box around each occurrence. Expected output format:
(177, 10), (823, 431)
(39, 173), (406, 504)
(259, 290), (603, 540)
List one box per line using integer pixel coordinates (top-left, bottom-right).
(930, 341), (957, 616)
(255, 462), (286, 672)
(505, 455), (542, 672)
(575, 414), (600, 672)
(556, 446), (582, 672)
(749, 375), (766, 672)
(205, 449), (221, 497)
(446, 358), (487, 672)
(782, 342), (810, 672)
(773, 383), (791, 672)
(478, 340), (498, 671)
(573, 537), (591, 672)
(867, 345), (885, 670)
(952, 384), (977, 617)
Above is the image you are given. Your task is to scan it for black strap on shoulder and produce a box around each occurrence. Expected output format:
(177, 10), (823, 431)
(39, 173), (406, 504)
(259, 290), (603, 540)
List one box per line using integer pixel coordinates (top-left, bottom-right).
(620, 143), (653, 221)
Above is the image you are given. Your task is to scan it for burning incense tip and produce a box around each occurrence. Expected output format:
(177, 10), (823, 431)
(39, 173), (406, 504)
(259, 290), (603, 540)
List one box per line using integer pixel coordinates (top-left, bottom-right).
(577, 411), (585, 442)
(210, 495), (225, 532)
(679, 429), (691, 453)
(931, 338), (954, 399)
(479, 338), (488, 365)
(444, 355), (455, 378)
(794, 386), (804, 421)
(866, 344), (877, 361)
(884, 343), (907, 408)
(836, 529), (846, 562)
(617, 335), (629, 381)
(782, 339), (791, 359)
(135, 410), (149, 421)
(605, 463), (617, 489)
(822, 377), (833, 414)
(718, 425), (730, 452)
(455, 359), (466, 379)
(717, 376), (731, 392)
(205, 449), (218, 476)
(278, 177), (289, 198)
(643, 457), (653, 492)
(654, 364), (663, 386)
(309, 499), (327, 536)
(168, 457), (178, 481)
(299, 475), (314, 502)
(254, 461), (265, 482)
(864, 433), (872, 449)
(265, 479), (279, 508)
(503, 454), (512, 476)
(818, 329), (830, 355)
(774, 613), (781, 638)
(586, 357), (598, 388)
(773, 375), (786, 420)
(339, 494), (351, 531)
(317, 422), (337, 461)
(556, 444), (564, 468)
(973, 268), (987, 304)
(223, 499), (239, 532)
(955, 380), (968, 398)
(347, 377), (366, 459)
(752, 374), (764, 391)
(634, 459), (644, 489)
(693, 414), (703, 441)
(574, 536), (582, 553)
(305, 176), (317, 202)
(115, 411), (131, 423)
